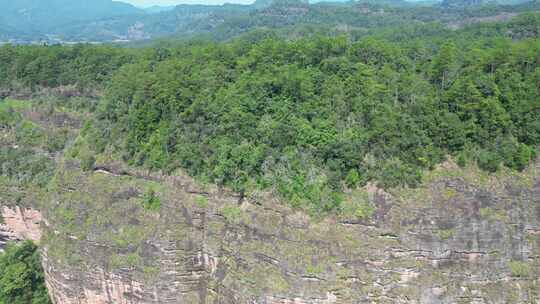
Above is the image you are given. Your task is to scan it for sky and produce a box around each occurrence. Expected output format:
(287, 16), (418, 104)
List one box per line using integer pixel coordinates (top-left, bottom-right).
(122, 0), (254, 6)
(122, 0), (424, 8)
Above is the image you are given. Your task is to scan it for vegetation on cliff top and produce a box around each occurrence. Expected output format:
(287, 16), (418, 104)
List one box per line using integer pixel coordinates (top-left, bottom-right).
(94, 13), (539, 213)
(1, 13), (539, 214)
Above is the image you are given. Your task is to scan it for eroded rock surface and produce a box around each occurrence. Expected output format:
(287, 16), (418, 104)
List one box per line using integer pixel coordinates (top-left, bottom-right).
(0, 205), (42, 251)
(37, 162), (539, 304)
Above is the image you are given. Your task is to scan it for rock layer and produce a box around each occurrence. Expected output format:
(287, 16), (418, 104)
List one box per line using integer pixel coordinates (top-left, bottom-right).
(38, 162), (540, 304)
(0, 205), (42, 251)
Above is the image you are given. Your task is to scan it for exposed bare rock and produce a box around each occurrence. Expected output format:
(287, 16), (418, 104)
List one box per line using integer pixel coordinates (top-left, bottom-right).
(35, 162), (540, 304)
(0, 205), (42, 250)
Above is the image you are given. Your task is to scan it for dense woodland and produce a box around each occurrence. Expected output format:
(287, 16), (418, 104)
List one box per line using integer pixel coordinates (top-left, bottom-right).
(1, 13), (539, 215)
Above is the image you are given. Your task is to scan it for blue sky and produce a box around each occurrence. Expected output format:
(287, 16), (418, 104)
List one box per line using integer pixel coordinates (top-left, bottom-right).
(122, 0), (254, 6)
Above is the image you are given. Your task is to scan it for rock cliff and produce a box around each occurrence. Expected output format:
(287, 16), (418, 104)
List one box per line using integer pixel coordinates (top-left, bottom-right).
(0, 205), (42, 251)
(0, 102), (538, 303)
(32, 160), (539, 303)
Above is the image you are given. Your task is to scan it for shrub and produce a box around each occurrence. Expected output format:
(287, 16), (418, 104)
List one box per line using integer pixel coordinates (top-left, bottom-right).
(0, 104), (19, 128)
(377, 158), (422, 188)
(476, 150), (500, 173)
(354, 200), (375, 220)
(456, 152), (467, 168)
(437, 229), (454, 240)
(79, 152), (96, 172)
(345, 169), (361, 188)
(195, 196), (208, 208)
(508, 260), (530, 277)
(221, 205), (243, 223)
(505, 143), (533, 171)
(142, 188), (161, 211)
(15, 120), (45, 147)
(45, 128), (69, 152)
(0, 147), (54, 186)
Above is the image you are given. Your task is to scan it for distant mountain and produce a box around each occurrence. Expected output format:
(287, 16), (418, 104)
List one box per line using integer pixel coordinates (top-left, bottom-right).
(0, 0), (537, 43)
(441, 0), (531, 7)
(345, 0), (412, 5)
(0, 0), (143, 38)
(441, 0), (484, 7)
(143, 5), (176, 13)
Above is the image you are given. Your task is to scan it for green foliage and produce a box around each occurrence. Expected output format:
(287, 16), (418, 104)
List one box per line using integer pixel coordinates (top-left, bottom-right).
(141, 188), (161, 211)
(305, 263), (324, 276)
(1, 13), (539, 214)
(345, 170), (362, 188)
(0, 148), (54, 187)
(354, 201), (375, 220)
(0, 101), (22, 128)
(508, 260), (530, 277)
(15, 121), (45, 147)
(479, 207), (507, 221)
(437, 229), (455, 240)
(0, 44), (135, 93)
(499, 140), (534, 171)
(456, 152), (468, 168)
(195, 196), (209, 208)
(477, 149), (501, 173)
(0, 241), (51, 304)
(79, 152), (96, 172)
(44, 128), (69, 153)
(432, 42), (459, 89)
(221, 205), (243, 223)
(90, 22), (539, 212)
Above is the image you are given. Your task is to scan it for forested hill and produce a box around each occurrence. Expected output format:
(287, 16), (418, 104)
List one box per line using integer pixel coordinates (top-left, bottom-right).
(1, 13), (538, 214)
(0, 0), (143, 39)
(0, 0), (538, 43)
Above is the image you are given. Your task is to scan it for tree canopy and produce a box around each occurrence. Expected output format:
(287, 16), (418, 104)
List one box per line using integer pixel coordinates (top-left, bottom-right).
(0, 241), (50, 304)
(1, 13), (538, 214)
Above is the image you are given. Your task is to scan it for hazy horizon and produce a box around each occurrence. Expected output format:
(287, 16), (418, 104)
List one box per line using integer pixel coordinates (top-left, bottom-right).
(122, 0), (432, 8)
(122, 0), (254, 7)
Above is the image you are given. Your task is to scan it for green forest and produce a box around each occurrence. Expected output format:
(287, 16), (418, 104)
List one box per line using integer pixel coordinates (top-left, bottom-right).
(1, 12), (538, 214)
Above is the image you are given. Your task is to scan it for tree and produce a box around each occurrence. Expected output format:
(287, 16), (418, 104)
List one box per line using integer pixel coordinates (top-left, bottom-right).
(432, 42), (459, 90)
(0, 241), (51, 304)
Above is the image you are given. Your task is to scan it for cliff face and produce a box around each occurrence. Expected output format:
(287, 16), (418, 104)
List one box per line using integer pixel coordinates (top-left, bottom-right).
(36, 161), (539, 304)
(0, 205), (42, 251)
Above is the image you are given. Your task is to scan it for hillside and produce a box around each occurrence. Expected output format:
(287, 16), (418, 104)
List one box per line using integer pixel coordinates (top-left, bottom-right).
(0, 6), (539, 304)
(0, 0), (143, 40)
(0, 0), (539, 43)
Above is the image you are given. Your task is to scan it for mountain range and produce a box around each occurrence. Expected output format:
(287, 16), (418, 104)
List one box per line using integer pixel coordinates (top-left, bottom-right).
(0, 0), (143, 39)
(0, 0), (536, 42)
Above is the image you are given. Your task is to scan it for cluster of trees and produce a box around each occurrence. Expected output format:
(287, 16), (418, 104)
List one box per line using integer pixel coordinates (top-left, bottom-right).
(1, 13), (538, 214)
(85, 13), (538, 213)
(0, 241), (50, 304)
(0, 45), (137, 94)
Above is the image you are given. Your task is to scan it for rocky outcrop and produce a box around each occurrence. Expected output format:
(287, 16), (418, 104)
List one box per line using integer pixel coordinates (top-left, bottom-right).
(0, 205), (42, 251)
(38, 162), (540, 304)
